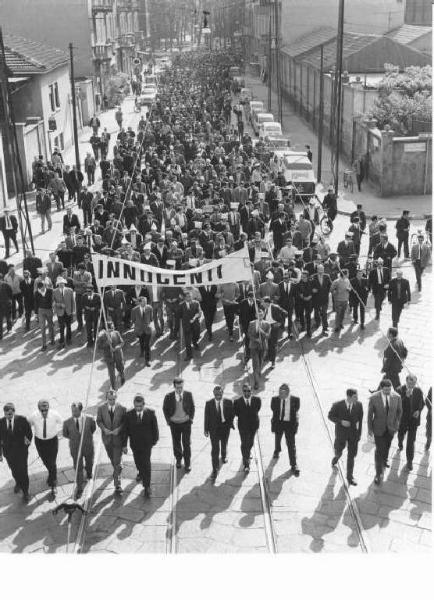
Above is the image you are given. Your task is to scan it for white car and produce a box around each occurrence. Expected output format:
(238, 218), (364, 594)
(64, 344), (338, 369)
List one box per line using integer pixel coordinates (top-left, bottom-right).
(259, 121), (282, 140)
(252, 112), (274, 135)
(139, 85), (157, 106)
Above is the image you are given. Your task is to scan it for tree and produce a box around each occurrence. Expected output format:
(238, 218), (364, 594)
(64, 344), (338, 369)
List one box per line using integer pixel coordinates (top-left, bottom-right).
(366, 64), (432, 135)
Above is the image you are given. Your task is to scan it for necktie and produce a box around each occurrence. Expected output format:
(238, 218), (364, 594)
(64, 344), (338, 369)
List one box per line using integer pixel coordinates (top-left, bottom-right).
(418, 245), (421, 260)
(348, 403), (352, 414)
(43, 417), (47, 439)
(280, 399), (285, 420)
(378, 270), (382, 284)
(76, 418), (80, 432)
(385, 395), (389, 415)
(137, 412), (141, 423)
(109, 407), (114, 423)
(245, 397), (250, 407)
(7, 419), (12, 431)
(6, 215), (11, 229)
(217, 401), (222, 421)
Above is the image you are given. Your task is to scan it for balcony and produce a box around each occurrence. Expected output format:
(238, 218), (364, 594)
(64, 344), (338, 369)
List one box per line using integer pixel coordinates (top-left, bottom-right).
(118, 33), (135, 48)
(91, 0), (113, 15)
(92, 43), (113, 61)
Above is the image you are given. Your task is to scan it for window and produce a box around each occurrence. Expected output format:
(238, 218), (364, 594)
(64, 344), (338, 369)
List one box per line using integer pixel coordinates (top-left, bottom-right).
(49, 84), (55, 112)
(58, 132), (64, 151)
(54, 82), (60, 108)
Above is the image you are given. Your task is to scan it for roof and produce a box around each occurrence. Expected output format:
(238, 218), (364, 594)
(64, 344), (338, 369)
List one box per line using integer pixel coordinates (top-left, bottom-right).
(386, 24), (432, 45)
(281, 27), (336, 58)
(299, 32), (380, 69)
(3, 33), (68, 75)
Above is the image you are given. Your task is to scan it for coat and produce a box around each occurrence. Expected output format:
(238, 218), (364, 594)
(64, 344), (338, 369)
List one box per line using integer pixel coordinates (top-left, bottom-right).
(204, 398), (235, 434)
(397, 385), (425, 428)
(233, 395), (261, 432)
(410, 242), (431, 269)
(163, 390), (195, 424)
(131, 304), (153, 335)
(62, 415), (96, 456)
(271, 395), (300, 433)
(96, 403), (126, 448)
(367, 391), (402, 436)
(122, 407), (159, 449)
(328, 399), (363, 442)
(387, 277), (411, 306)
(52, 286), (75, 317)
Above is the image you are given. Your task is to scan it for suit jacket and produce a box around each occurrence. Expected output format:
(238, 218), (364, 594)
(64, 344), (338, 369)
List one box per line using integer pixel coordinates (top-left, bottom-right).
(337, 240), (355, 261)
(310, 273), (331, 306)
(410, 242), (431, 268)
(397, 385), (424, 427)
(368, 267), (390, 295)
(271, 395), (300, 433)
(63, 214), (81, 234)
(96, 403), (126, 447)
(62, 415), (96, 455)
(278, 280), (297, 310)
(0, 415), (32, 458)
(0, 214), (18, 233)
(367, 391), (402, 436)
(199, 285), (218, 310)
(103, 289), (126, 311)
(349, 276), (370, 305)
(328, 399), (363, 441)
(247, 318), (271, 350)
(46, 261), (64, 284)
(163, 390), (195, 424)
(131, 304), (153, 335)
(122, 407), (159, 449)
(373, 242), (397, 264)
(233, 395), (261, 432)
(238, 298), (257, 332)
(388, 277), (411, 306)
(53, 286), (75, 316)
(258, 281), (279, 301)
(179, 300), (201, 328)
(383, 338), (407, 374)
(204, 398), (234, 434)
(82, 292), (101, 315)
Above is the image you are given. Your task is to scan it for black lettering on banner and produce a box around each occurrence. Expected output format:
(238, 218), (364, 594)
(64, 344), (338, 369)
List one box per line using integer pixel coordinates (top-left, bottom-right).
(173, 273), (186, 286)
(190, 271), (203, 285)
(123, 263), (136, 281)
(156, 273), (171, 285)
(98, 259), (103, 280)
(206, 268), (213, 282)
(107, 260), (120, 279)
(147, 271), (153, 283)
(139, 269), (147, 283)
(216, 265), (223, 279)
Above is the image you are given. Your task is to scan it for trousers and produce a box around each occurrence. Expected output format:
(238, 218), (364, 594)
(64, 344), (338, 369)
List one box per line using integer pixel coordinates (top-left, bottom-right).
(132, 446), (152, 488)
(210, 425), (231, 470)
(274, 423), (297, 467)
(169, 421), (191, 466)
(333, 436), (358, 479)
(103, 442), (123, 486)
(35, 436), (58, 485)
(374, 429), (394, 477)
(238, 428), (256, 467)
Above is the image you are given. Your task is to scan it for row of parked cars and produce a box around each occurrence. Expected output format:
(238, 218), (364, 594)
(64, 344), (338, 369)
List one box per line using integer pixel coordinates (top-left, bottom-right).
(235, 83), (316, 198)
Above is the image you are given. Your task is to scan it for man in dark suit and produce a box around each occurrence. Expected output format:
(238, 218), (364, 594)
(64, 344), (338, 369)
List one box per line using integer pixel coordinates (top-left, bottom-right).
(388, 269), (411, 328)
(262, 296), (287, 368)
(82, 284), (101, 347)
(204, 385), (234, 480)
(131, 296), (153, 364)
(381, 327), (408, 390)
(373, 234), (397, 272)
(238, 290), (257, 363)
(311, 264), (331, 335)
(0, 402), (32, 502)
(62, 402), (96, 498)
(349, 268), (370, 329)
(271, 383), (300, 475)
(122, 394), (159, 497)
(278, 271), (297, 338)
(397, 374), (424, 470)
(0, 208), (19, 258)
(368, 258), (390, 320)
(233, 382), (261, 472)
(328, 389), (363, 485)
(62, 208), (81, 235)
(179, 290), (201, 360)
(96, 389), (126, 493)
(336, 233), (355, 268)
(163, 378), (195, 472)
(199, 284), (219, 341)
(368, 379), (402, 484)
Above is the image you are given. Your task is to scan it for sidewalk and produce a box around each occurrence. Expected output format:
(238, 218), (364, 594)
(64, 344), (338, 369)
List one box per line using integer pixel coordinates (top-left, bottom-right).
(243, 72), (432, 221)
(2, 95), (140, 268)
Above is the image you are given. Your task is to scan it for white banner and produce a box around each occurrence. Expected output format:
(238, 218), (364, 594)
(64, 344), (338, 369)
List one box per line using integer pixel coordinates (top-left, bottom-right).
(92, 247), (252, 288)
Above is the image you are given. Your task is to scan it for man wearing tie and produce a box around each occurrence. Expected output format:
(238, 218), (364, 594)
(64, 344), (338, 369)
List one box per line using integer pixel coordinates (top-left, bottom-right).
(247, 307), (271, 390)
(0, 402), (32, 502)
(278, 271), (296, 339)
(123, 394), (159, 498)
(96, 389), (126, 493)
(270, 383), (300, 476)
(397, 374), (425, 471)
(53, 276), (75, 348)
(62, 402), (96, 498)
(311, 264), (331, 336)
(28, 400), (62, 493)
(368, 379), (402, 485)
(328, 389), (363, 485)
(0, 208), (19, 258)
(199, 284), (219, 341)
(83, 284), (101, 347)
(204, 386), (234, 481)
(381, 327), (408, 390)
(410, 232), (431, 291)
(179, 290), (201, 360)
(368, 257), (390, 319)
(131, 296), (153, 365)
(234, 383), (261, 472)
(387, 269), (411, 328)
(262, 296), (287, 368)
(163, 378), (195, 472)
(238, 290), (257, 363)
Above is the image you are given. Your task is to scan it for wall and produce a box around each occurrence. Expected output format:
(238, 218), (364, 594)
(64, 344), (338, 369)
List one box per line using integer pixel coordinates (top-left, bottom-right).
(0, 0), (92, 78)
(0, 133), (7, 207)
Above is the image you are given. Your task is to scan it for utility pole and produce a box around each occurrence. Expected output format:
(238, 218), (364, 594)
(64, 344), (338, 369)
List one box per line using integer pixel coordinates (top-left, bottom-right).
(330, 0), (345, 195)
(268, 12), (272, 112)
(69, 43), (80, 170)
(317, 44), (324, 182)
(274, 0), (282, 123)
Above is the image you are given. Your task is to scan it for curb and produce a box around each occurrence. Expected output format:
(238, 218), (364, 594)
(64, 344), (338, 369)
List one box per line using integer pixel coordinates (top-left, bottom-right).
(338, 209), (430, 221)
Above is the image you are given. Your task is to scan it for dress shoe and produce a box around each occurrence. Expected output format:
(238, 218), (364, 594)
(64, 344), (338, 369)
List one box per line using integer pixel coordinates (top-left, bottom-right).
(384, 461), (390, 469)
(244, 466), (250, 473)
(115, 485), (123, 494)
(120, 375), (125, 385)
(425, 443), (431, 452)
(360, 324), (365, 330)
(14, 484), (21, 493)
(86, 472), (93, 480)
(331, 457), (338, 468)
(287, 333), (293, 339)
(75, 488), (83, 500)
(144, 487), (151, 498)
(23, 493), (30, 503)
(273, 451), (279, 459)
(291, 466), (300, 477)
(136, 473), (142, 483)
(41, 345), (47, 351)
(406, 462), (413, 471)
(398, 443), (403, 451)
(193, 341), (199, 349)
(270, 362), (275, 369)
(185, 465), (191, 473)
(176, 461), (182, 469)
(348, 478), (357, 486)
(374, 476), (381, 485)
(145, 361), (151, 367)
(221, 457), (227, 463)
(321, 330), (328, 336)
(211, 470), (217, 481)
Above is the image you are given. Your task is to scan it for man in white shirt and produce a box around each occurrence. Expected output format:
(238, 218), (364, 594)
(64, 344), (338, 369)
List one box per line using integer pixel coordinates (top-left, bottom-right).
(29, 400), (63, 493)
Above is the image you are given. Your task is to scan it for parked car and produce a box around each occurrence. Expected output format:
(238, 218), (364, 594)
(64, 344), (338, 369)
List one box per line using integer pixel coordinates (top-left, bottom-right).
(247, 100), (264, 122)
(259, 121), (282, 140)
(144, 74), (158, 86)
(139, 85), (157, 106)
(252, 111), (274, 135)
(240, 87), (253, 103)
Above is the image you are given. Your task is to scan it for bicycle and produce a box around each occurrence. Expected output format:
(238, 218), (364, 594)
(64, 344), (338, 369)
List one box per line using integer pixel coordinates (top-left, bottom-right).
(318, 199), (334, 236)
(343, 170), (354, 193)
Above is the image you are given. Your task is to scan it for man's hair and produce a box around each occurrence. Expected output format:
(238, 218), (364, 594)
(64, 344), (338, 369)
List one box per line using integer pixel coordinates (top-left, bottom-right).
(346, 388), (357, 397)
(134, 394), (145, 403)
(71, 402), (83, 411)
(380, 379), (392, 389)
(3, 402), (15, 412)
(173, 377), (184, 386)
(387, 327), (398, 338)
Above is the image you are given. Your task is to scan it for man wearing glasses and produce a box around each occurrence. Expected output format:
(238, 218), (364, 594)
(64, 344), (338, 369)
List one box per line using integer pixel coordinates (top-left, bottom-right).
(28, 400), (63, 494)
(234, 383), (261, 473)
